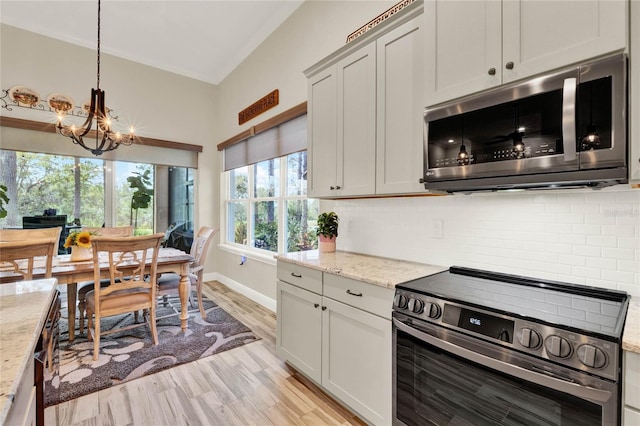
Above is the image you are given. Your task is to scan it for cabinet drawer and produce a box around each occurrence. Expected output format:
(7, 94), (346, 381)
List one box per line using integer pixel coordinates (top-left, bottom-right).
(277, 261), (322, 295)
(323, 274), (394, 319)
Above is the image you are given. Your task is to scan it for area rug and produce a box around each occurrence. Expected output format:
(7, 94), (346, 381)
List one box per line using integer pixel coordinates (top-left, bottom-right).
(44, 292), (259, 406)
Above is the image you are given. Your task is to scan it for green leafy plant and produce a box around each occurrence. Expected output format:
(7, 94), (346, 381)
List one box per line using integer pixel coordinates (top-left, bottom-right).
(315, 211), (339, 239)
(0, 184), (8, 219)
(127, 169), (154, 229)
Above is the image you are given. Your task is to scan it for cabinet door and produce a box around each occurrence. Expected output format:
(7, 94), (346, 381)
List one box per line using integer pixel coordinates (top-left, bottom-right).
(322, 297), (391, 425)
(308, 66), (338, 198)
(337, 42), (377, 197)
(502, 0), (627, 85)
(425, 0), (502, 106)
(376, 15), (425, 194)
(630, 0), (640, 184)
(276, 280), (322, 383)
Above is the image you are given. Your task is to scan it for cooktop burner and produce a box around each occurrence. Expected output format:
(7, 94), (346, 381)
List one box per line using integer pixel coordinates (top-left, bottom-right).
(398, 266), (629, 339)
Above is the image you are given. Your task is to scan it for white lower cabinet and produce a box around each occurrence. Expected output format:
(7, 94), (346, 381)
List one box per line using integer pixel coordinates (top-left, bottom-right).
(322, 297), (391, 426)
(276, 262), (393, 425)
(5, 356), (36, 426)
(276, 280), (322, 383)
(624, 351), (640, 425)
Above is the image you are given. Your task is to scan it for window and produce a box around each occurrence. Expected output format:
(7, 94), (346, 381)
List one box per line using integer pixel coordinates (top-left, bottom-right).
(225, 151), (318, 254)
(0, 150), (194, 239)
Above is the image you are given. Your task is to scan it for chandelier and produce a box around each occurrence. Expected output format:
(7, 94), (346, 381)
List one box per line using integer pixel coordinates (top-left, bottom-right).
(56, 0), (134, 156)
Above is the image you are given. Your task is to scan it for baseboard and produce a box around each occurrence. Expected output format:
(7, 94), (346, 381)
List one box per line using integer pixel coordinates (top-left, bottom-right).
(203, 272), (276, 313)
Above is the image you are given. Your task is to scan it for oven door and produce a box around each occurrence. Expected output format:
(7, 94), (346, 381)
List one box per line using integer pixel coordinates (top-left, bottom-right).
(393, 315), (619, 426)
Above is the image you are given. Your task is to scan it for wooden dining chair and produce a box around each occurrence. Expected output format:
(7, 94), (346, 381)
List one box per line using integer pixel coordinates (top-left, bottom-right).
(0, 238), (57, 282)
(85, 233), (164, 361)
(0, 227), (63, 253)
(77, 226), (133, 335)
(156, 226), (218, 320)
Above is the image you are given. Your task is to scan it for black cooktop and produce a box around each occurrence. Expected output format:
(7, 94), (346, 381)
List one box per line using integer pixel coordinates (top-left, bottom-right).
(397, 266), (629, 340)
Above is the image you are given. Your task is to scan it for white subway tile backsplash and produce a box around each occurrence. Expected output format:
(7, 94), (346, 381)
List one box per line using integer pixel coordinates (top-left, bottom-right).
(601, 247), (635, 261)
(334, 187), (640, 296)
(571, 224), (602, 236)
(557, 254), (586, 267)
(586, 257), (618, 270)
(573, 245), (601, 257)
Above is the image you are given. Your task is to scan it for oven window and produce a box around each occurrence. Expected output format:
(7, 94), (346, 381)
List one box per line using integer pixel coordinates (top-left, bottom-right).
(396, 330), (601, 425)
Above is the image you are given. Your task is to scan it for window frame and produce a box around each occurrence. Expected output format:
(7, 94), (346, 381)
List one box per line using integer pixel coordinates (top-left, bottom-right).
(222, 151), (314, 258)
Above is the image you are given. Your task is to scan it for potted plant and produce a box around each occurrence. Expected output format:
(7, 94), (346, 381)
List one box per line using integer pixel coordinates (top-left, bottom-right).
(64, 230), (95, 261)
(316, 212), (339, 253)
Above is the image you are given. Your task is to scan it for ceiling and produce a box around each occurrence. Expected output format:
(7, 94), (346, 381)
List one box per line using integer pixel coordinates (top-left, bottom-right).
(0, 0), (304, 85)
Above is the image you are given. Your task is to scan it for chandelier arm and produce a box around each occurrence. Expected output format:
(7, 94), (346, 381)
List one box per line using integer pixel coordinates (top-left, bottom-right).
(76, 88), (98, 138)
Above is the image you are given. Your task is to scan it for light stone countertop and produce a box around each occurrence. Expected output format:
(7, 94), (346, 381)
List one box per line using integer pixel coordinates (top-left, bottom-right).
(276, 250), (447, 289)
(623, 298), (640, 354)
(0, 278), (58, 425)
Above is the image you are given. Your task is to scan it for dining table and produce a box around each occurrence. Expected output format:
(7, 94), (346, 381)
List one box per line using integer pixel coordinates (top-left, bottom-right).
(12, 247), (194, 342)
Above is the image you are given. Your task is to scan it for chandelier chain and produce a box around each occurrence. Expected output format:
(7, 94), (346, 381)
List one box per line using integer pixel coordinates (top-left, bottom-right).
(97, 0), (101, 90)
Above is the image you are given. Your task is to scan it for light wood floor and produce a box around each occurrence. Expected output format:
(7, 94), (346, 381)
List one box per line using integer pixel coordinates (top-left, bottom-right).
(46, 281), (366, 426)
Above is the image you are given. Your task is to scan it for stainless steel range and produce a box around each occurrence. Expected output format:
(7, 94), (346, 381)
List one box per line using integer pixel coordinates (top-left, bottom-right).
(392, 266), (630, 426)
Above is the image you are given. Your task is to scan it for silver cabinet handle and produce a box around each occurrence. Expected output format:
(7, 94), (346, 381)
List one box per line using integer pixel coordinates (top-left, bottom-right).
(488, 68), (496, 76)
(562, 77), (577, 162)
(346, 289), (363, 297)
(291, 272), (302, 278)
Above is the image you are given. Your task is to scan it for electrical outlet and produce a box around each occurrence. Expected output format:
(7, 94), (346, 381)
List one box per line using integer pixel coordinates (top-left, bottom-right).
(432, 219), (443, 239)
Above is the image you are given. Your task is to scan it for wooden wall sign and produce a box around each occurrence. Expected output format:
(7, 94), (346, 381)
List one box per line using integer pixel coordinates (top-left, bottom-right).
(346, 0), (416, 43)
(238, 89), (279, 125)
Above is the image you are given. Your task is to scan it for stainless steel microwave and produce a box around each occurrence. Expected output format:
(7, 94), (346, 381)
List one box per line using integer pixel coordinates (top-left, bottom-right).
(422, 54), (628, 193)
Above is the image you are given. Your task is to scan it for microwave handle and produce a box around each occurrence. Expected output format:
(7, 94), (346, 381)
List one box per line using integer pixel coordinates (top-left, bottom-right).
(562, 78), (577, 162)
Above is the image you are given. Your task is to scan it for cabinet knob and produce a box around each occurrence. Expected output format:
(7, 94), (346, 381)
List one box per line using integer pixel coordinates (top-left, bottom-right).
(335, 185), (341, 190)
(314, 303), (320, 308)
(505, 61), (514, 70)
(419, 178), (425, 184)
(329, 186), (335, 190)
(322, 306), (327, 311)
(488, 67), (496, 76)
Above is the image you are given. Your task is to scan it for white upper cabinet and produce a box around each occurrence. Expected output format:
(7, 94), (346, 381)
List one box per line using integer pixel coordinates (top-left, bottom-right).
(308, 42), (376, 198)
(425, 0), (628, 107)
(376, 15), (425, 194)
(308, 68), (338, 198)
(305, 3), (425, 198)
(630, 0), (640, 185)
(337, 43), (377, 197)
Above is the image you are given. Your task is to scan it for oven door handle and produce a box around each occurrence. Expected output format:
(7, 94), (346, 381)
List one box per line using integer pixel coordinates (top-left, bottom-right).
(393, 318), (612, 403)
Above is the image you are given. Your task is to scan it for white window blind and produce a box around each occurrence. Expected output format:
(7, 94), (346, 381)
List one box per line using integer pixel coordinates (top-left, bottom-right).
(223, 114), (307, 171)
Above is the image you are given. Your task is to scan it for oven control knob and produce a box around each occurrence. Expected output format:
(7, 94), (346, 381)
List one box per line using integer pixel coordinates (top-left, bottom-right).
(426, 303), (441, 319)
(544, 335), (572, 359)
(577, 344), (607, 369)
(393, 294), (408, 309)
(516, 328), (541, 349)
(408, 298), (424, 314)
